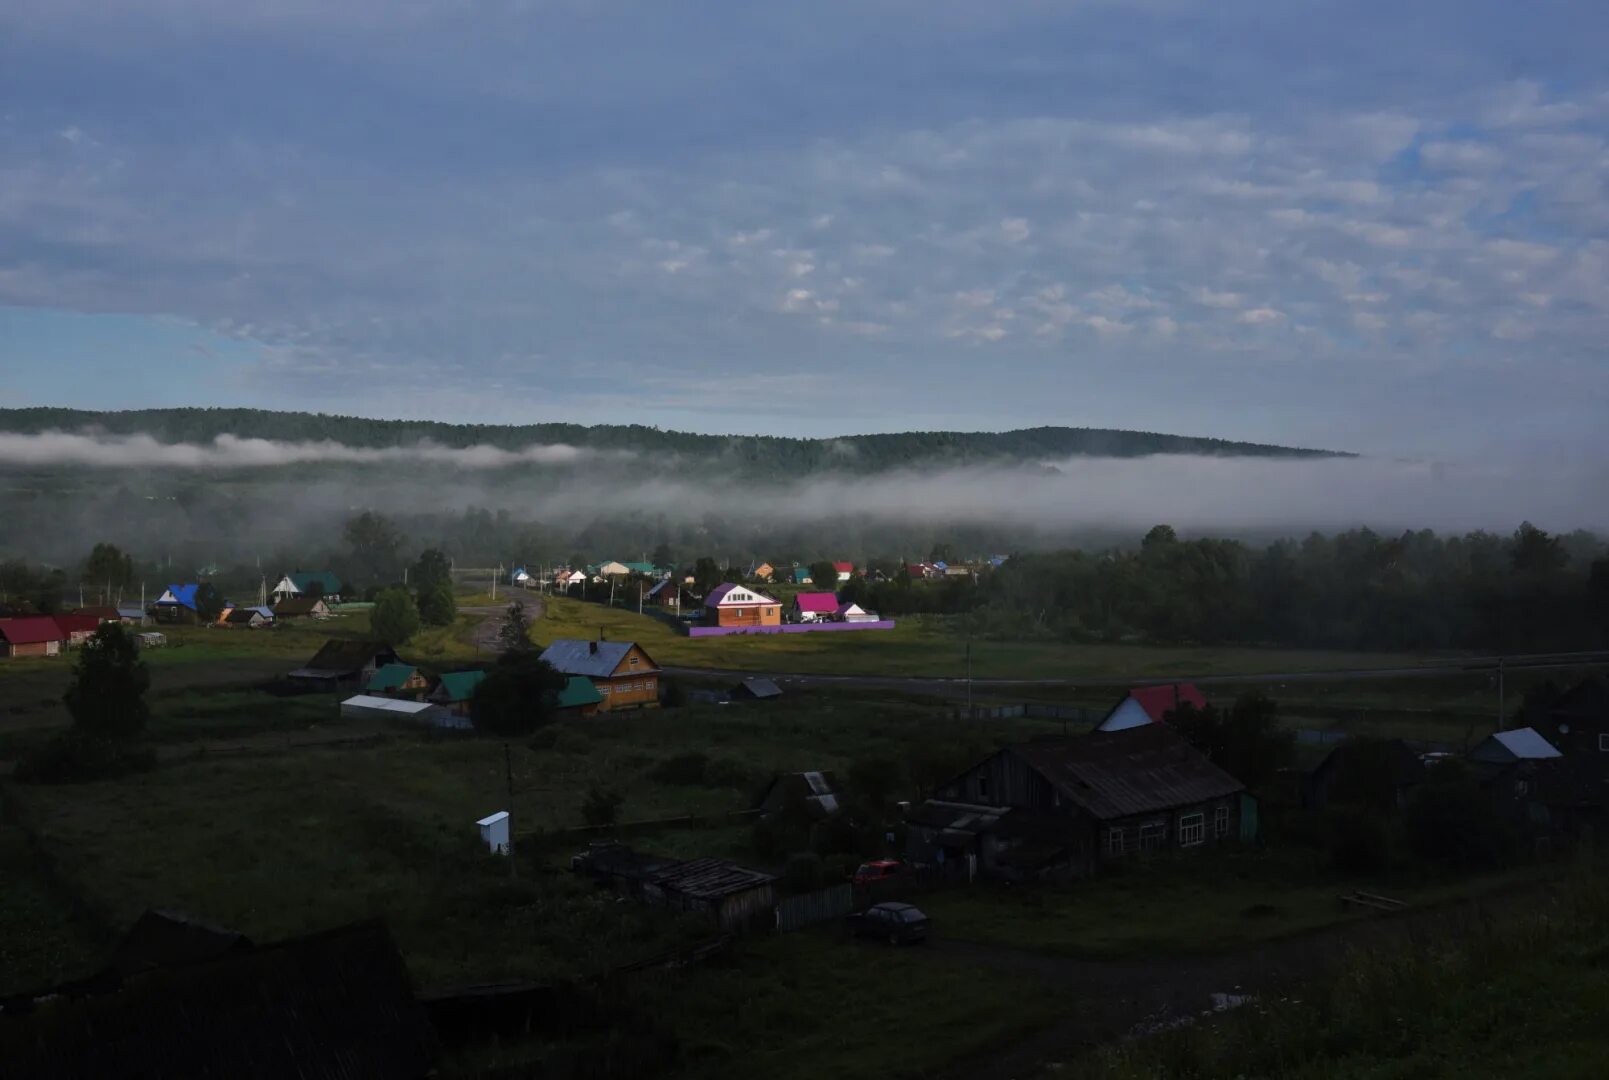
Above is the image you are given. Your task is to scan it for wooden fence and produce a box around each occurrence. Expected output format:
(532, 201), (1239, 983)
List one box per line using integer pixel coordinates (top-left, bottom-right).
(945, 703), (1095, 723)
(774, 883), (854, 932)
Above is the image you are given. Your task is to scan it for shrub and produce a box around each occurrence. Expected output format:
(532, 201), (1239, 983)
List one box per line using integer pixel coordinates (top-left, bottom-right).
(1324, 807), (1396, 875)
(581, 785), (624, 827)
(14, 733), (156, 785)
(661, 678), (688, 708)
(647, 752), (710, 786)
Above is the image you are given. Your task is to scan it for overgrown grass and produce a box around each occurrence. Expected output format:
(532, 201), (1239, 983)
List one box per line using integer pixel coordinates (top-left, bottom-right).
(1081, 867), (1609, 1079)
(638, 931), (1074, 1079)
(918, 849), (1544, 960)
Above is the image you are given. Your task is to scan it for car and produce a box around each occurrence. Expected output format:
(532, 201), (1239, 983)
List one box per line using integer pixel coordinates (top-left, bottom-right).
(845, 902), (930, 945)
(851, 859), (907, 886)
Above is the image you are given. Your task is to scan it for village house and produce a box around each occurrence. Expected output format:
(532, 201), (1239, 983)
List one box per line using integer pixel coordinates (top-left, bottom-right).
(367, 662), (430, 698)
(270, 570), (344, 604)
(645, 578), (690, 610)
(1303, 738), (1427, 811)
(756, 771), (840, 818)
(71, 605), (121, 623)
(831, 561), (855, 582)
(223, 605), (276, 629)
(272, 596), (331, 620)
(538, 639), (661, 711)
(152, 584), (202, 625)
(906, 724), (1249, 881)
(53, 613), (104, 645)
(791, 592), (839, 623)
(287, 640), (400, 691)
(428, 670), (488, 716)
(836, 601), (878, 623)
(592, 560), (631, 578)
(792, 567), (813, 585)
(0, 616), (66, 658)
(745, 562), (775, 582)
(1095, 683), (1208, 732)
(1524, 678), (1609, 758)
(509, 566), (534, 588)
(703, 583), (782, 628)
(1469, 727), (1563, 766)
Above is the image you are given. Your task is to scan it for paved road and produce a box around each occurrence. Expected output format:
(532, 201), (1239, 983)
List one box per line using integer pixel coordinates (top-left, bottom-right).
(662, 650), (1609, 697)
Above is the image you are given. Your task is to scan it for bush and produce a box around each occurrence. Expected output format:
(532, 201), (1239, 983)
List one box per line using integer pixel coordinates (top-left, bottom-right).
(1406, 759), (1513, 869)
(647, 752), (710, 786)
(661, 678), (688, 708)
(14, 733), (156, 785)
(581, 785), (624, 827)
(1324, 807), (1396, 875)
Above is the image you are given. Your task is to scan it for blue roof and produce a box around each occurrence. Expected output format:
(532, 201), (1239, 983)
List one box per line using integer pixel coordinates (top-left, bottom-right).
(159, 584), (199, 609)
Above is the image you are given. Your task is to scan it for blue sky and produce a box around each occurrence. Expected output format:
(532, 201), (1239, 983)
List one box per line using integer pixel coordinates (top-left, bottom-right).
(1, 1), (1606, 459)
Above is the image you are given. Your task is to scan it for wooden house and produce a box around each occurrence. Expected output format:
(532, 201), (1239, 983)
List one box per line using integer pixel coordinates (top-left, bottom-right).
(272, 597), (331, 620)
(0, 616), (66, 658)
(836, 601), (878, 623)
(745, 562), (775, 582)
(152, 584), (201, 625)
(906, 724), (1248, 881)
(1469, 727), (1563, 765)
(831, 561), (855, 582)
(703, 583), (782, 628)
(1095, 684), (1208, 732)
(270, 571), (344, 604)
(537, 639), (660, 711)
(428, 671), (488, 716)
(367, 662), (430, 698)
(756, 771), (840, 818)
(224, 606), (276, 629)
(287, 640), (400, 691)
(1303, 738), (1427, 811)
(1526, 678), (1609, 758)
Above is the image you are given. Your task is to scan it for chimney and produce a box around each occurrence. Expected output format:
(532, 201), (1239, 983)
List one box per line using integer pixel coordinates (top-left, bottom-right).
(589, 640), (598, 654)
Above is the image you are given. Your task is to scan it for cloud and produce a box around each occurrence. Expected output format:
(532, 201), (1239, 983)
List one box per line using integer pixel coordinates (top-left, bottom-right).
(0, 431), (622, 469)
(1237, 307), (1284, 325)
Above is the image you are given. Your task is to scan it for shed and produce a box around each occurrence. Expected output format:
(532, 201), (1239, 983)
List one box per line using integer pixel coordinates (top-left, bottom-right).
(368, 662), (429, 697)
(52, 613), (103, 644)
(224, 606), (275, 629)
(429, 670), (488, 715)
(339, 695), (465, 729)
(137, 632), (167, 648)
(1096, 684), (1209, 732)
(288, 640), (400, 691)
(272, 597), (331, 620)
(836, 602), (878, 623)
(733, 676), (783, 701)
(1469, 727), (1563, 765)
(648, 857), (778, 931)
(1303, 738), (1427, 811)
(757, 771), (840, 818)
(554, 676), (603, 717)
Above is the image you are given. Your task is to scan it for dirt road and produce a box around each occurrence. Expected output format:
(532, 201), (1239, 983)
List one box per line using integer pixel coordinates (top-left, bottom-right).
(462, 598), (543, 653)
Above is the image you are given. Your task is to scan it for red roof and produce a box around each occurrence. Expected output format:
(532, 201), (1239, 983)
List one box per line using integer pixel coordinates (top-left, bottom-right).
(0, 616), (67, 645)
(54, 614), (103, 637)
(74, 606), (120, 620)
(794, 592), (839, 613)
(832, 562), (853, 572)
(1127, 684), (1207, 723)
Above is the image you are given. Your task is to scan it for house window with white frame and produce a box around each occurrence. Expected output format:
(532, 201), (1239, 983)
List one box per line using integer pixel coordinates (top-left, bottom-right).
(1105, 826), (1130, 856)
(1138, 821), (1166, 851)
(1214, 804), (1230, 838)
(1600, 734), (1609, 752)
(1178, 811), (1205, 847)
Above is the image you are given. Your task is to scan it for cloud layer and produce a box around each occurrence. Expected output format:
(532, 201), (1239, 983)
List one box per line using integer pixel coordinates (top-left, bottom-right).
(1, 2), (1606, 456)
(0, 432), (607, 468)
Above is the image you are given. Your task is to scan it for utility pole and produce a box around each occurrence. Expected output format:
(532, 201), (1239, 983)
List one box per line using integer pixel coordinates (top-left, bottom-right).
(504, 743), (517, 877)
(965, 617), (973, 720)
(1497, 657), (1506, 732)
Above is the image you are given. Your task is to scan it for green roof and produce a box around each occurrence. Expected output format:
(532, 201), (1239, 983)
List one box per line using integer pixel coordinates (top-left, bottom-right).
(556, 676), (603, 709)
(290, 570), (343, 595)
(434, 670), (487, 703)
(367, 663), (419, 692)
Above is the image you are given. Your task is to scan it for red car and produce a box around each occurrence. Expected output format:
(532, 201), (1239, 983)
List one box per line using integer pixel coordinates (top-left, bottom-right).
(851, 859), (907, 886)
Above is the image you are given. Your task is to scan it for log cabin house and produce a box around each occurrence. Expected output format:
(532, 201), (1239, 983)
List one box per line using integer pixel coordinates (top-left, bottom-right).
(538, 639), (660, 711)
(0, 616), (66, 658)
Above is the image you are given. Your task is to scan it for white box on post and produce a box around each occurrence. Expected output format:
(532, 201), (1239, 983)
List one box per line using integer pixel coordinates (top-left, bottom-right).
(477, 811), (510, 855)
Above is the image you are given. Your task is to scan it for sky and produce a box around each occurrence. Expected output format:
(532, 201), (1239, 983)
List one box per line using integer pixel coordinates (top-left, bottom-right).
(1, 1), (1606, 460)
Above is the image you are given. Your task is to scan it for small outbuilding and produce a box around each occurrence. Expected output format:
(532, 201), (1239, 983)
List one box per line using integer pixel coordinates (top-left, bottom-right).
(368, 663), (429, 698)
(756, 771), (840, 818)
(0, 617), (66, 658)
(1095, 684), (1209, 732)
(732, 676), (783, 701)
(428, 671), (488, 716)
(1469, 727), (1564, 766)
(340, 694), (464, 729)
(288, 640), (400, 691)
(272, 597), (331, 620)
(554, 675), (603, 718)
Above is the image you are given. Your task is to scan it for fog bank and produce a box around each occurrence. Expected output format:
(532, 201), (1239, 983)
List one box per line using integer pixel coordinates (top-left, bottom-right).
(0, 431), (613, 468)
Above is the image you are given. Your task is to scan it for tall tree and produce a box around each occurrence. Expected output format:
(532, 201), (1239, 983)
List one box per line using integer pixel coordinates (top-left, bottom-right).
(193, 582), (225, 622)
(497, 599), (533, 653)
(808, 560), (839, 589)
(82, 542), (135, 603)
(63, 622), (150, 737)
(412, 548), (452, 591)
(470, 650), (567, 736)
(370, 585), (421, 645)
(692, 556), (723, 595)
(651, 542), (674, 568)
(344, 512), (405, 580)
(418, 580), (457, 627)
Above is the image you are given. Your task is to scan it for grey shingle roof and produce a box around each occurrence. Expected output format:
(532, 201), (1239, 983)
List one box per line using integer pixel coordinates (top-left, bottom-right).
(538, 639), (656, 678)
(1011, 725), (1244, 821)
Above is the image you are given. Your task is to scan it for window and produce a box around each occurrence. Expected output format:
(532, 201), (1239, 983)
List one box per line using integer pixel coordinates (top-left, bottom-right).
(598, 685), (610, 695)
(1214, 805), (1230, 838)
(1178, 812), (1205, 847)
(1600, 734), (1609, 753)
(1105, 827), (1128, 856)
(1138, 822), (1166, 851)
(629, 656), (639, 668)
(976, 772), (989, 798)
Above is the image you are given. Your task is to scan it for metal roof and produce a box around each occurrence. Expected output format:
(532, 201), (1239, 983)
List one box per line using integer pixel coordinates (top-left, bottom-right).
(432, 670), (486, 703)
(340, 695), (440, 716)
(1010, 725), (1245, 821)
(737, 676), (783, 699)
(1471, 726), (1563, 763)
(367, 663), (419, 692)
(0, 616), (66, 645)
(1123, 684), (1208, 723)
(288, 571), (342, 595)
(156, 584), (198, 609)
(538, 639), (657, 678)
(297, 640), (396, 677)
(556, 676), (603, 708)
(651, 857), (776, 900)
(793, 592), (839, 613)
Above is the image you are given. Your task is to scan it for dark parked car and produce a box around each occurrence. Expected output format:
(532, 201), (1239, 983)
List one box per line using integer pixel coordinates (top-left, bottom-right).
(846, 902), (930, 945)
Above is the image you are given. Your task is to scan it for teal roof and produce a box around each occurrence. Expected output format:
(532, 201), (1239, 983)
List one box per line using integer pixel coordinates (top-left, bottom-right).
(434, 670), (487, 703)
(291, 570), (342, 595)
(367, 663), (419, 692)
(556, 676), (603, 709)
(793, 568), (812, 583)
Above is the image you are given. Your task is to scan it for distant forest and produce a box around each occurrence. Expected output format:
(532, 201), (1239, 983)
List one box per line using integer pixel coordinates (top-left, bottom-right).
(0, 407), (1343, 472)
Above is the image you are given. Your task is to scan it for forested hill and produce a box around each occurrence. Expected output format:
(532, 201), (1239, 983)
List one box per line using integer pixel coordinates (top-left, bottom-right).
(0, 408), (1346, 471)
